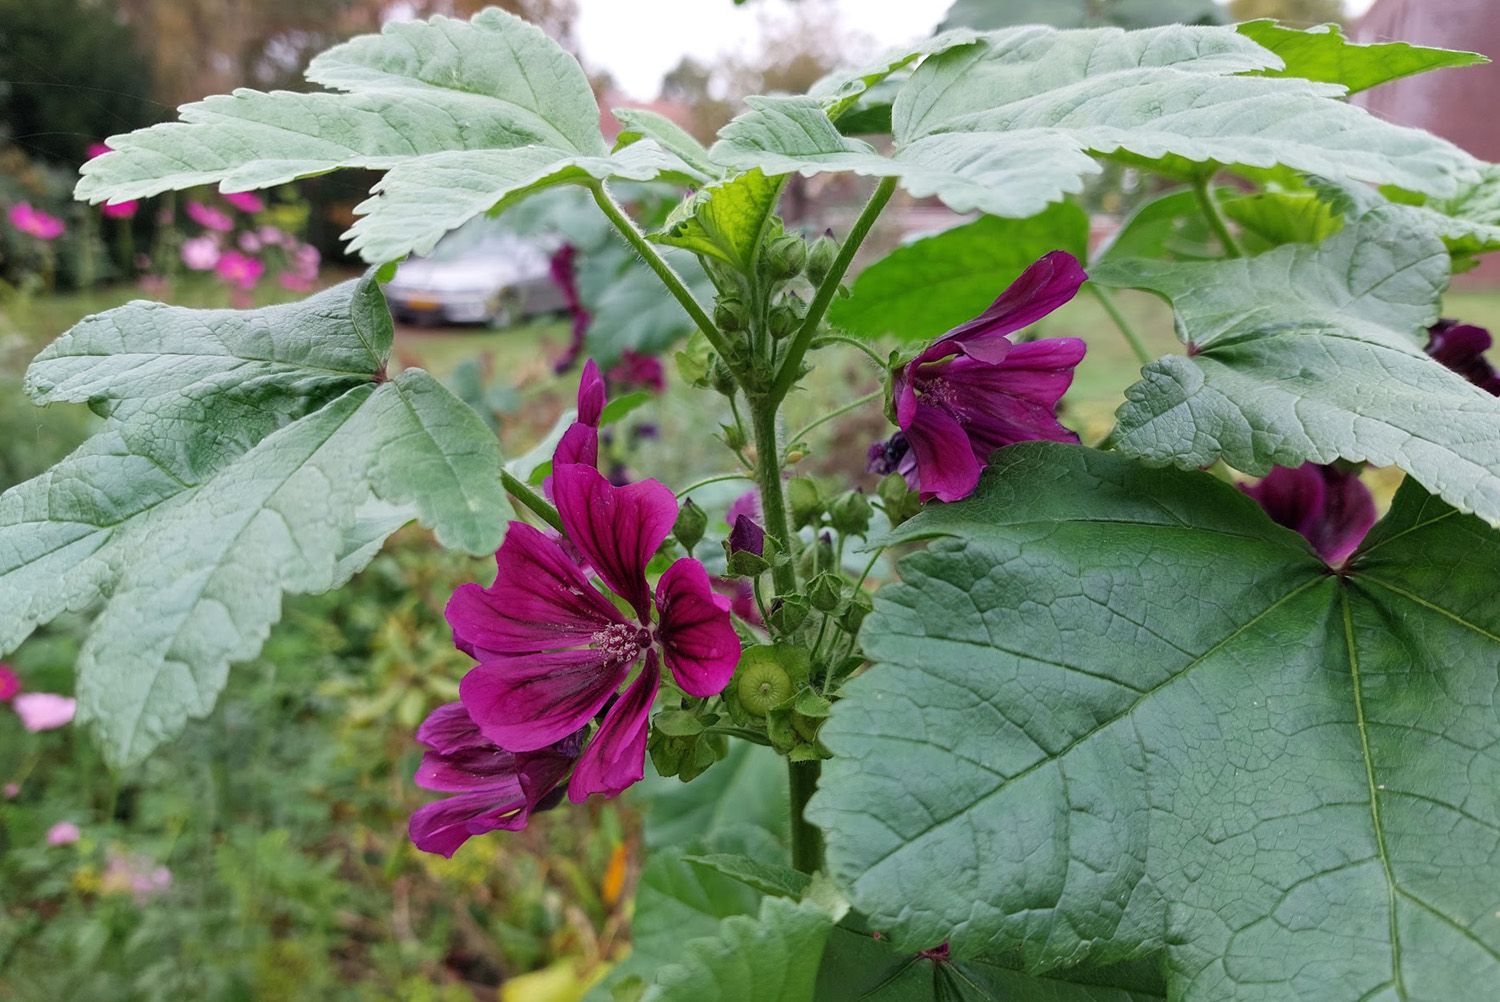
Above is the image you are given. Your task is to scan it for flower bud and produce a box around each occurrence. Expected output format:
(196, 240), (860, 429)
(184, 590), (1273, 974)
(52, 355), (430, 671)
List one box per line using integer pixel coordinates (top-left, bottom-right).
(787, 477), (823, 530)
(828, 489), (872, 536)
(673, 498), (708, 552)
(806, 231), (838, 285)
(768, 594), (811, 633)
(725, 515), (770, 576)
(710, 356), (738, 396)
(720, 421), (747, 451)
(714, 295), (748, 333)
(839, 589), (873, 634)
(769, 301), (801, 340)
(808, 571), (844, 612)
(765, 233), (807, 281)
(877, 472), (921, 527)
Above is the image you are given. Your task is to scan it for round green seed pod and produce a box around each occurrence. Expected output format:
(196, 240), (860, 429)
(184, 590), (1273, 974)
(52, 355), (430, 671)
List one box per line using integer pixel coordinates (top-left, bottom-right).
(736, 648), (795, 717)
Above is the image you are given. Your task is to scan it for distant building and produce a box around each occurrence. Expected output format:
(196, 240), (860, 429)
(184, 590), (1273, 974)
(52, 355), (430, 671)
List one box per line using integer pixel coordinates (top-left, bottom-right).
(1354, 0), (1500, 162)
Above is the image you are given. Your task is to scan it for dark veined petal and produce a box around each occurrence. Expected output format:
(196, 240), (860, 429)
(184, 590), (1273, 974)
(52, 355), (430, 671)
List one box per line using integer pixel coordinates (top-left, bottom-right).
(939, 338), (1086, 455)
(1427, 319), (1500, 395)
(655, 558), (740, 699)
(415, 701), (496, 756)
(459, 648), (632, 752)
(577, 358), (605, 426)
(914, 251), (1087, 366)
(553, 463), (678, 621)
(728, 514), (766, 557)
(445, 521), (625, 658)
(568, 653), (660, 802)
(902, 401), (983, 503)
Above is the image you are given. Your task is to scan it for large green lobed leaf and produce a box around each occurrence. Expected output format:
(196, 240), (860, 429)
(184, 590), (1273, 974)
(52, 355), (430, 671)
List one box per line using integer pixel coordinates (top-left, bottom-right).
(76, 9), (673, 263)
(711, 23), (1480, 222)
(1094, 203), (1500, 527)
(812, 443), (1500, 1000)
(0, 278), (508, 764)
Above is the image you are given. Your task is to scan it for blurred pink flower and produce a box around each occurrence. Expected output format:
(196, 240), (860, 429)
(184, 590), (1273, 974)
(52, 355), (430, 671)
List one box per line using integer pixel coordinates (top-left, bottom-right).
(223, 190), (264, 213)
(13, 692), (75, 732)
(216, 251), (264, 290)
(256, 225), (285, 246)
(138, 274), (170, 297)
(292, 242), (320, 273)
(101, 199), (139, 220)
(86, 142), (112, 160)
(46, 821), (81, 846)
(279, 273), (315, 292)
(102, 851), (173, 903)
(185, 201), (233, 232)
(181, 235), (220, 271)
(0, 664), (18, 702)
(237, 231), (262, 253)
(8, 203), (65, 240)
(2, 782), (18, 800)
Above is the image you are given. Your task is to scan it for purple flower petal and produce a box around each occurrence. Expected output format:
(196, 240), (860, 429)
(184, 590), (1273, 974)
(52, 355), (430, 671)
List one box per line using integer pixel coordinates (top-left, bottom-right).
(915, 251), (1087, 366)
(937, 339), (1086, 455)
(1241, 463), (1375, 567)
(553, 463), (677, 622)
(577, 358), (606, 426)
(568, 654), (660, 802)
(460, 648), (633, 752)
(726, 490), (761, 528)
(1427, 319), (1500, 395)
(13, 693), (75, 732)
(445, 522), (625, 657)
(416, 701), (496, 755)
(902, 401), (983, 503)
(655, 559), (740, 698)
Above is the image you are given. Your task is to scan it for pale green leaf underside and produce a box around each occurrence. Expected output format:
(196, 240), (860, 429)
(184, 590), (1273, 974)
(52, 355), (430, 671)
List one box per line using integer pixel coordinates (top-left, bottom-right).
(813, 443), (1500, 1001)
(1237, 20), (1486, 95)
(0, 279), (508, 765)
(75, 9), (654, 263)
(613, 107), (718, 179)
(941, 0), (1222, 31)
(830, 203), (1089, 342)
(1095, 207), (1500, 526)
(710, 24), (1478, 220)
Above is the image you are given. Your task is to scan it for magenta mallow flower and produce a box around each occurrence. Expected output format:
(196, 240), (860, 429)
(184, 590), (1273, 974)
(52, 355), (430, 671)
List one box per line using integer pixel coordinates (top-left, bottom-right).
(185, 200), (233, 232)
(1427, 319), (1500, 395)
(0, 664), (18, 702)
(8, 203), (64, 240)
(549, 244), (591, 374)
(1241, 463), (1375, 567)
(409, 701), (581, 857)
(726, 490), (760, 528)
(101, 199), (139, 220)
(222, 190), (265, 213)
(607, 351), (665, 394)
(216, 250), (264, 290)
(447, 365), (738, 806)
(13, 692), (75, 732)
(879, 251), (1087, 503)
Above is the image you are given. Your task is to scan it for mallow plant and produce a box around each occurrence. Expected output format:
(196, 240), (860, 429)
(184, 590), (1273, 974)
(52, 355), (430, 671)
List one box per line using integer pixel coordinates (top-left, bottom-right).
(7, 8), (1500, 1000)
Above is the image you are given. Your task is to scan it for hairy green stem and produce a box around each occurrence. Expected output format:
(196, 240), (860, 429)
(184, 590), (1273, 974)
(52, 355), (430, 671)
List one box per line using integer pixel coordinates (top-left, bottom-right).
(749, 399), (798, 597)
(812, 333), (889, 369)
(1193, 176), (1244, 259)
(1088, 284), (1153, 367)
(790, 389), (882, 446)
(500, 469), (565, 534)
(588, 182), (736, 362)
(675, 472), (755, 497)
(771, 176), (899, 403)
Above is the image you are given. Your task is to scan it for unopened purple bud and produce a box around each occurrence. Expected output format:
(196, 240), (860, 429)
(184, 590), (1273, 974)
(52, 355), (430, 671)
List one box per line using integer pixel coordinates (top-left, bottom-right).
(729, 514), (766, 557)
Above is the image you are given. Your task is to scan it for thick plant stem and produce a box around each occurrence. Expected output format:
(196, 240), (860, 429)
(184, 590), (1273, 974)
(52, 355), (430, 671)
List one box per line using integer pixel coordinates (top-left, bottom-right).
(1088, 285), (1153, 367)
(771, 176), (899, 403)
(1194, 177), (1244, 259)
(588, 182), (735, 362)
(749, 398), (798, 597)
(789, 759), (824, 874)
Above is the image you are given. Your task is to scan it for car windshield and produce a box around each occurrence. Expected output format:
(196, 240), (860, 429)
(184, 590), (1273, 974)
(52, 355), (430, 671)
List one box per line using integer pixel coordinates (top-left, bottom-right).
(424, 220), (544, 264)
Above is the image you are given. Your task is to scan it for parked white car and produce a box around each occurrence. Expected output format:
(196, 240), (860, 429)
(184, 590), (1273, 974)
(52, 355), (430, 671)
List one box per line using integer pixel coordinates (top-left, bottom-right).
(383, 222), (567, 326)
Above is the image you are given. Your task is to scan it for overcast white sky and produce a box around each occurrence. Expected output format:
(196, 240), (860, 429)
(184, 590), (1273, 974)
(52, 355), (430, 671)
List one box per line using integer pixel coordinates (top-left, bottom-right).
(576, 0), (1378, 100)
